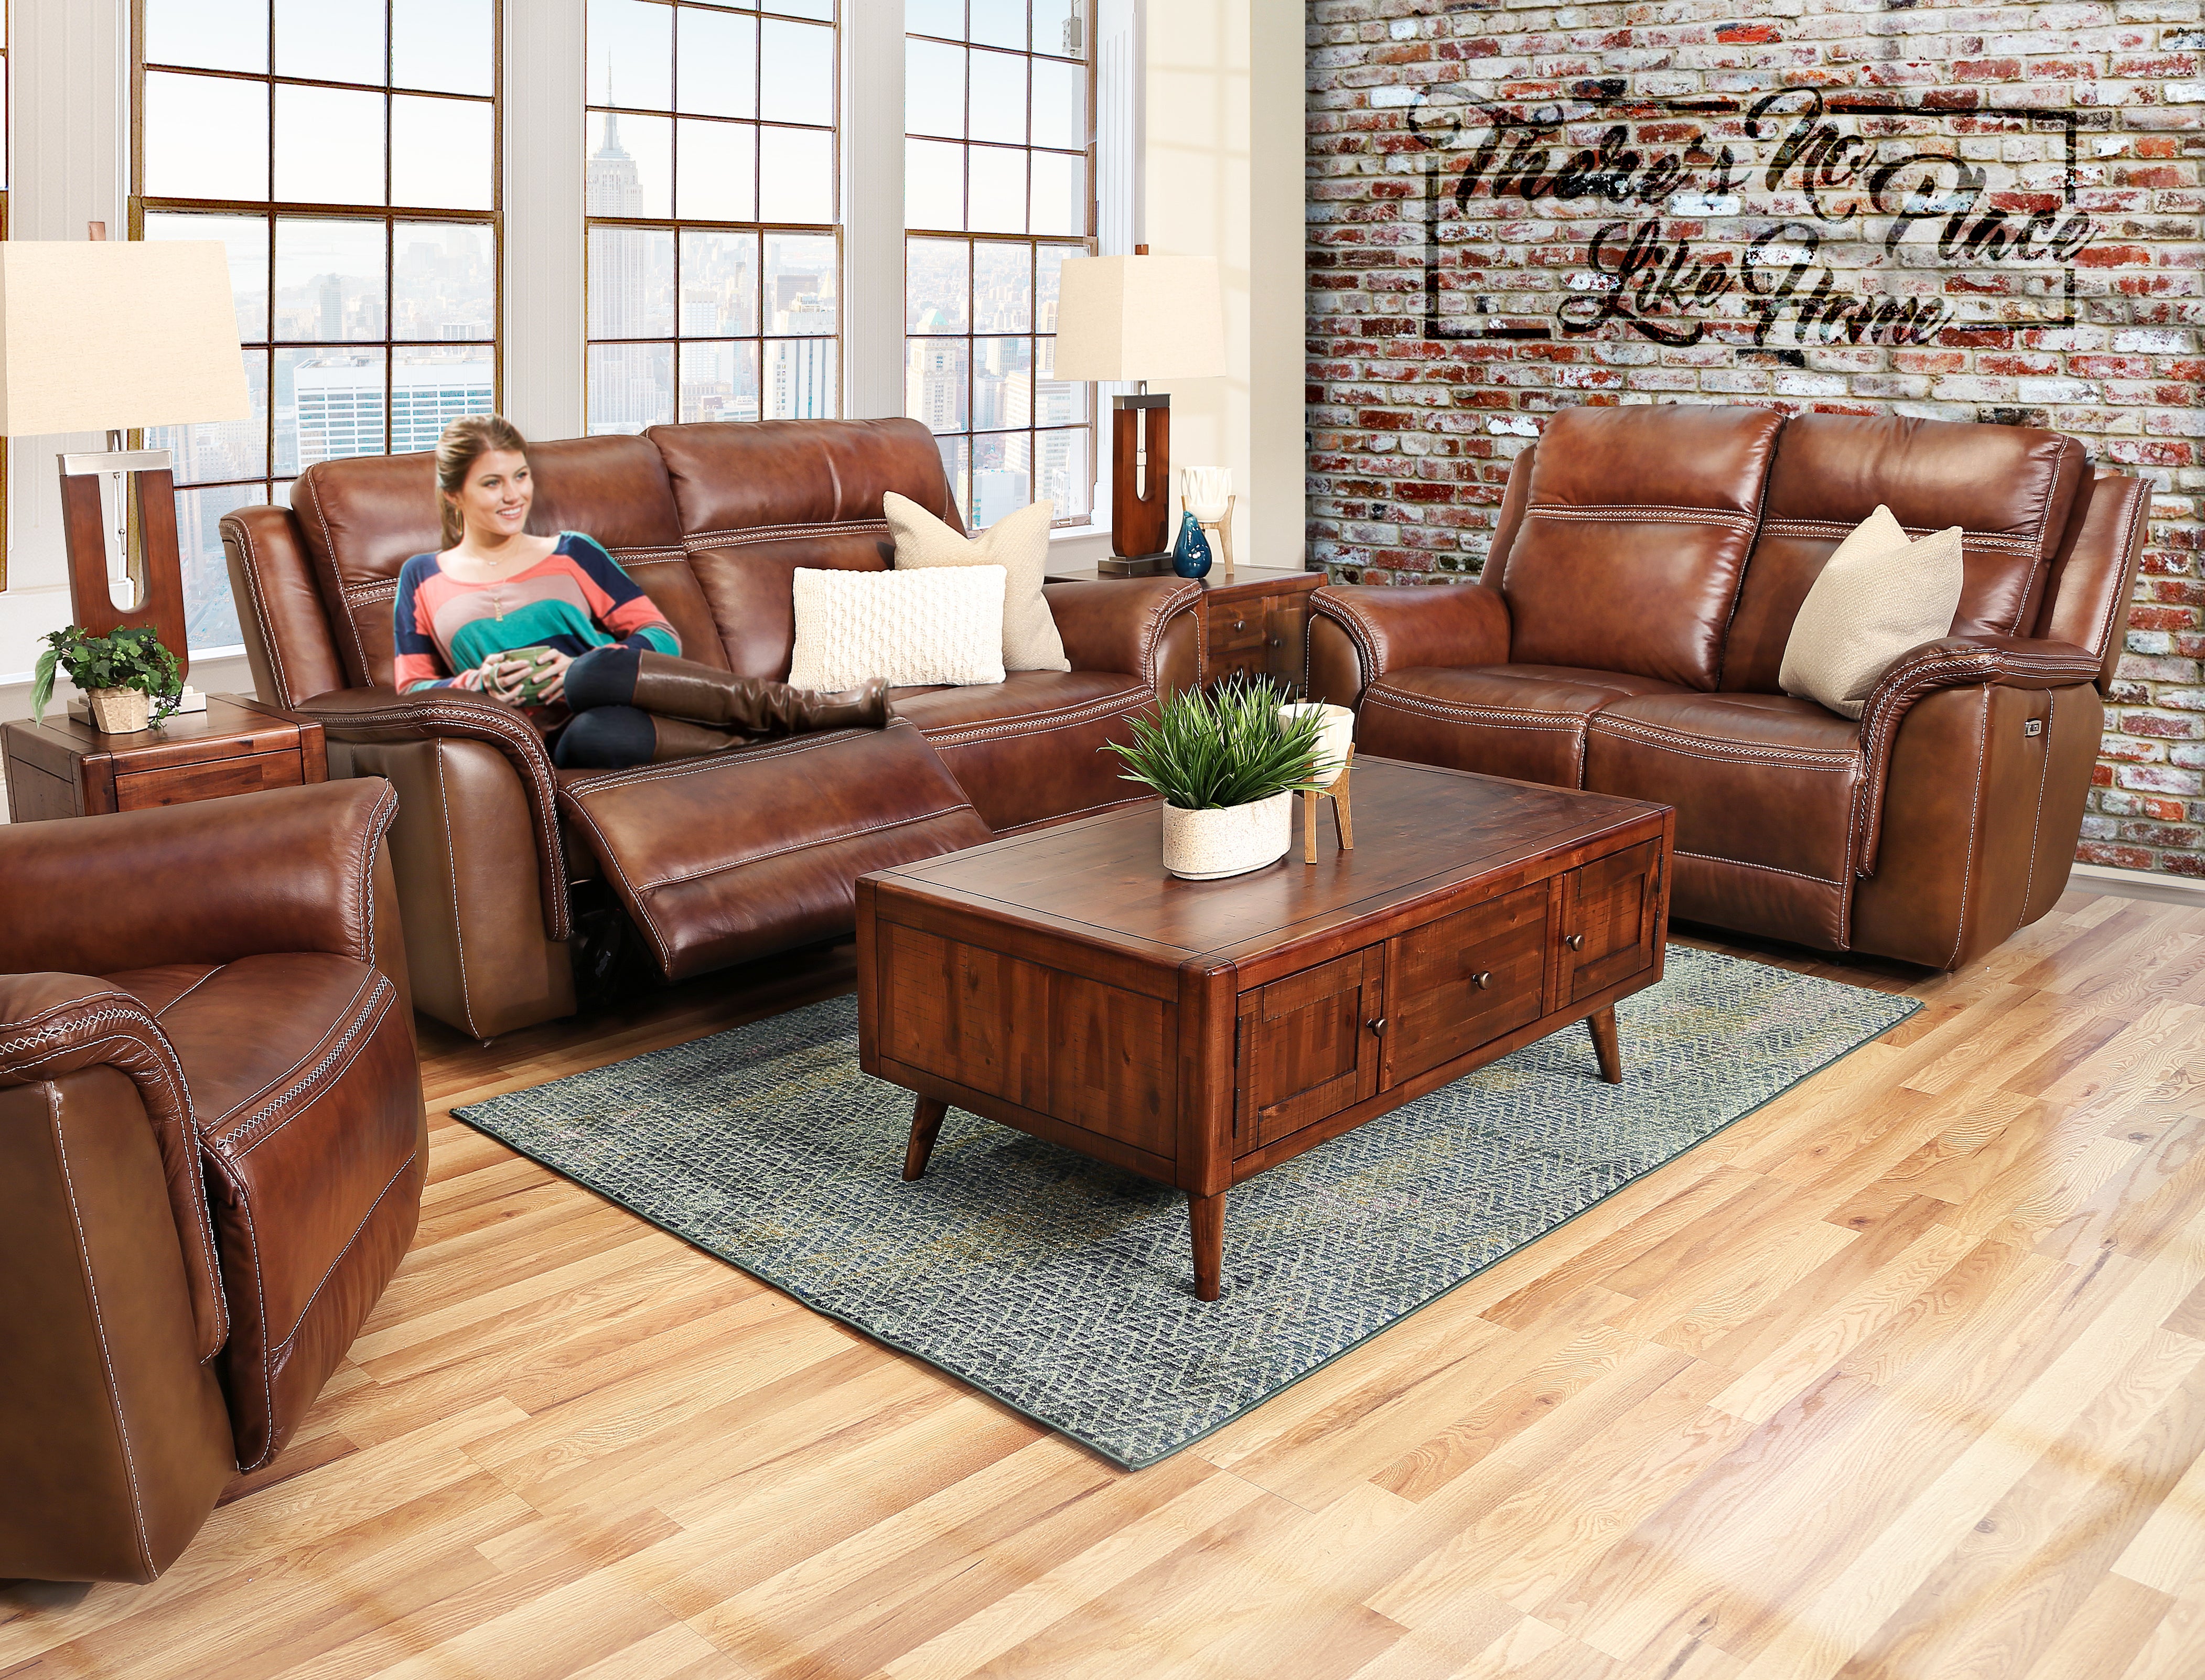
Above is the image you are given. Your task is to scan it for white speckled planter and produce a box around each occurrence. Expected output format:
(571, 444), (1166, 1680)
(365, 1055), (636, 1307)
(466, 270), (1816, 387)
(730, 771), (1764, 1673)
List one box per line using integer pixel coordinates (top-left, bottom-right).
(1159, 792), (1294, 880)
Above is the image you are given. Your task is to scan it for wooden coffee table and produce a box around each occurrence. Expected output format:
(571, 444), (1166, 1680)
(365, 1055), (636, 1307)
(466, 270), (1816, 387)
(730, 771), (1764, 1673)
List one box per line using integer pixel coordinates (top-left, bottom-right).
(855, 758), (1674, 1300)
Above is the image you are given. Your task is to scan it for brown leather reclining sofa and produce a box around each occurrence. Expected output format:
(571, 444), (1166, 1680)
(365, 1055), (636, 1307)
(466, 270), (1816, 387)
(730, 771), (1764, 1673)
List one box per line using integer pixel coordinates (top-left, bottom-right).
(1307, 406), (2149, 969)
(1, 782), (424, 1582)
(223, 418), (1200, 1039)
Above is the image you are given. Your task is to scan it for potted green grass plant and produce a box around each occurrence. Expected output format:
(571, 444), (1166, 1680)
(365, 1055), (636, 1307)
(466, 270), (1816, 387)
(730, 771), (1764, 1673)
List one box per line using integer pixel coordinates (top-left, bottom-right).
(1104, 677), (1329, 879)
(29, 624), (184, 735)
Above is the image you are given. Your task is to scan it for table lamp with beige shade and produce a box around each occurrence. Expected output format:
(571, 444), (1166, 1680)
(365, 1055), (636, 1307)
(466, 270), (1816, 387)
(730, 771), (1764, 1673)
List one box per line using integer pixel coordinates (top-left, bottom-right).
(0, 235), (252, 697)
(1051, 246), (1225, 577)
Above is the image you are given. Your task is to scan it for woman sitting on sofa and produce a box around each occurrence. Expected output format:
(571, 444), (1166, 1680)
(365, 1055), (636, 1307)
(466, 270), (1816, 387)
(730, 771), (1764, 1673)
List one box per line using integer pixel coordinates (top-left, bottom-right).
(393, 413), (890, 769)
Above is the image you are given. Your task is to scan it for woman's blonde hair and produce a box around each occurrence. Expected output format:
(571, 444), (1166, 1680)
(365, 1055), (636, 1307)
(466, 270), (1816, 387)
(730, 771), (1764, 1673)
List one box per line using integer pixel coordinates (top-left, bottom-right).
(435, 413), (531, 546)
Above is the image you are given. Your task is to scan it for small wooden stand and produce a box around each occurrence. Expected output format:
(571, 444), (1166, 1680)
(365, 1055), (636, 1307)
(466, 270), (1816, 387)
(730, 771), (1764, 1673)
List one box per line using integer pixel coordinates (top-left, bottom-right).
(1302, 747), (1355, 863)
(1197, 494), (1236, 586)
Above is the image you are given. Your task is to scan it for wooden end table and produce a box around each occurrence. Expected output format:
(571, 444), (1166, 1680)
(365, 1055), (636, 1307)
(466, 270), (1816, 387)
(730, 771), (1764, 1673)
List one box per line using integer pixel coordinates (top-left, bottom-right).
(1046, 561), (1323, 691)
(857, 758), (1674, 1300)
(3, 694), (326, 823)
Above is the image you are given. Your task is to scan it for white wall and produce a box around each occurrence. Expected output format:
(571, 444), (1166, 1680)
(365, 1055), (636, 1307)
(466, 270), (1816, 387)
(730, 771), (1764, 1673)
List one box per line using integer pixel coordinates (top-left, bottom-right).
(0, 0), (127, 683)
(1139, 0), (1305, 570)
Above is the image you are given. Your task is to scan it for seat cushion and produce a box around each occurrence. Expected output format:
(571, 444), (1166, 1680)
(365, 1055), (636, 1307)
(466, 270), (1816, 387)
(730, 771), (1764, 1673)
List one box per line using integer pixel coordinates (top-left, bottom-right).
(891, 670), (1159, 832)
(104, 952), (425, 1469)
(558, 718), (993, 981)
(1584, 692), (1865, 950)
(1493, 406), (1785, 690)
(1357, 665), (1689, 788)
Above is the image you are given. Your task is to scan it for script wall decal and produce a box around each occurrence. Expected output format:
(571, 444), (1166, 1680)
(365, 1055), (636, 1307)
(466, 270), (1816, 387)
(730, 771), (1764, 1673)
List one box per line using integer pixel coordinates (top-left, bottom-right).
(1407, 89), (2101, 350)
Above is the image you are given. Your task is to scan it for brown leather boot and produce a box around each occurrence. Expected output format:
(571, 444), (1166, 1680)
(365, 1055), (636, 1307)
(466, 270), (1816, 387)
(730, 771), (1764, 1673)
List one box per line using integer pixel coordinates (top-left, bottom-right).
(648, 717), (746, 761)
(631, 653), (892, 735)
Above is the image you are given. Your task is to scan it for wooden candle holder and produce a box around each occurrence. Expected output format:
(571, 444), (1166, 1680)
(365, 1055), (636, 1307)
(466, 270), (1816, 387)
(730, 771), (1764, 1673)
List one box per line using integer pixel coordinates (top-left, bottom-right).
(1302, 747), (1355, 863)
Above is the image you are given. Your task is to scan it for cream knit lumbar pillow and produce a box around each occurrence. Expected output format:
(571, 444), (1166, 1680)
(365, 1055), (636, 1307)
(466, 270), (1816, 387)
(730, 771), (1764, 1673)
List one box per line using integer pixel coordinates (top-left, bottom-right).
(883, 491), (1070, 673)
(788, 565), (1008, 691)
(1780, 505), (1965, 719)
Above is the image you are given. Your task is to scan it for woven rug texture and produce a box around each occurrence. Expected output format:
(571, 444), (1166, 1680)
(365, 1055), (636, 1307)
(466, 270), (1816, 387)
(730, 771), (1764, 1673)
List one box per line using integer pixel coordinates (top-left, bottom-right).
(455, 945), (1918, 1466)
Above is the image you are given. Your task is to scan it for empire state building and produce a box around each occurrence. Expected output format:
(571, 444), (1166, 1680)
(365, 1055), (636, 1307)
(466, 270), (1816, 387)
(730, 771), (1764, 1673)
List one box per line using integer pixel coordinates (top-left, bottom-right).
(587, 105), (660, 433)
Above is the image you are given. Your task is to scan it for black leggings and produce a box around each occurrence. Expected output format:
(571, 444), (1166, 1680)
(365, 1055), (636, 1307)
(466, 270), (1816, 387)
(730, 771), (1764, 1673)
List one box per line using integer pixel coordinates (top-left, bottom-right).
(551, 645), (655, 769)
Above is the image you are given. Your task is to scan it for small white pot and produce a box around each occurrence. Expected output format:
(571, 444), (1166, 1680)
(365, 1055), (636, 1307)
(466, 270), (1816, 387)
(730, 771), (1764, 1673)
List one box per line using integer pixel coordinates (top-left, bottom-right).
(85, 686), (150, 734)
(1160, 792), (1294, 880)
(1279, 701), (1355, 787)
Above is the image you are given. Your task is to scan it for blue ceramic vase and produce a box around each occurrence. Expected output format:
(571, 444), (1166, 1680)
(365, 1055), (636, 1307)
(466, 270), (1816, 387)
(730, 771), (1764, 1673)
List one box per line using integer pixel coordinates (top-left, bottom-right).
(1172, 511), (1213, 579)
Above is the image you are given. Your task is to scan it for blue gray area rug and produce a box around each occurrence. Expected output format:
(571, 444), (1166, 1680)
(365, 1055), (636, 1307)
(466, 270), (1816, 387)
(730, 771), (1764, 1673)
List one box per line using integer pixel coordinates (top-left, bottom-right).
(456, 946), (1916, 1467)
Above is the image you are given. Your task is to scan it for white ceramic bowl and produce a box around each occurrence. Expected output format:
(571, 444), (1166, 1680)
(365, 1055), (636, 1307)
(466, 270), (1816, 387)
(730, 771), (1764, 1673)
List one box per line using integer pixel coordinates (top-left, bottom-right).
(1160, 792), (1293, 880)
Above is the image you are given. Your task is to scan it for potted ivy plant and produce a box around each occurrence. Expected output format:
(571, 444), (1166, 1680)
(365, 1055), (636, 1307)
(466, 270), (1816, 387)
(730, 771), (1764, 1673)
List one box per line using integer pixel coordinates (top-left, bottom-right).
(30, 624), (184, 735)
(1104, 677), (1328, 880)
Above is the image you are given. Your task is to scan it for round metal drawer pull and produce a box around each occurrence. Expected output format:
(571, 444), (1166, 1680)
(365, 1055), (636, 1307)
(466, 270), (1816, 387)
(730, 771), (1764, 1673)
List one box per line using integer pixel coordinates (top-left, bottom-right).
(1565, 933), (1586, 951)
(1471, 971), (1493, 990)
(1368, 1017), (1388, 1035)
(1233, 617), (1247, 631)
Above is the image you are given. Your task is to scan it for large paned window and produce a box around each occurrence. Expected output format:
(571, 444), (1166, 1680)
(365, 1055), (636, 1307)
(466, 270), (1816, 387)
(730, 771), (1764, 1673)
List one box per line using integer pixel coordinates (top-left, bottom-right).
(584, 0), (839, 435)
(133, 0), (500, 651)
(904, 1), (1092, 529)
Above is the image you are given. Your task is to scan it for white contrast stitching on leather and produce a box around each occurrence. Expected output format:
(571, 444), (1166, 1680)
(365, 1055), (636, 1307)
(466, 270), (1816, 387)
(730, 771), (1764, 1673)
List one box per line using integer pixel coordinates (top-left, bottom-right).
(1947, 688), (1991, 966)
(1674, 848), (1844, 887)
(50, 1102), (155, 1576)
(1366, 686), (1583, 733)
(2021, 691), (2052, 917)
(225, 516), (296, 704)
(228, 981), (395, 1157)
(266, 1145), (417, 1364)
(634, 803), (974, 893)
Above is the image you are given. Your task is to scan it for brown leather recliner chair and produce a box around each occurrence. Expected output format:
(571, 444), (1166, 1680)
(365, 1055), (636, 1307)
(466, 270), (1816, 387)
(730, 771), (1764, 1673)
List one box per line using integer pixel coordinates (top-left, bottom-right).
(0, 781), (426, 1582)
(1307, 406), (2149, 970)
(223, 417), (1201, 1041)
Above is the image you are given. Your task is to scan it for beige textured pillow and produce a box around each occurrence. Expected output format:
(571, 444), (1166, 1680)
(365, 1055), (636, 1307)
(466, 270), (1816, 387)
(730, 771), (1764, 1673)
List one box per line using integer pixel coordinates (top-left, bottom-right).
(1780, 505), (1965, 719)
(788, 565), (1007, 691)
(884, 491), (1069, 673)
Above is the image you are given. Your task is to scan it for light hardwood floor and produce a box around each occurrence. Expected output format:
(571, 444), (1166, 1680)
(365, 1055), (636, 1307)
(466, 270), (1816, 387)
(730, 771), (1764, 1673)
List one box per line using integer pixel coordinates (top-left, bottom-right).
(7, 888), (2205, 1679)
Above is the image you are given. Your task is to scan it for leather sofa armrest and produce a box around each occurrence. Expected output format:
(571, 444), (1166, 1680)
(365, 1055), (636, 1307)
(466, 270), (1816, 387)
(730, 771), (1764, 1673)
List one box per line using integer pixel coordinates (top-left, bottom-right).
(1856, 635), (2103, 876)
(0, 779), (400, 978)
(294, 686), (568, 940)
(1307, 584), (1512, 705)
(0, 974), (226, 1362)
(1045, 578), (1204, 689)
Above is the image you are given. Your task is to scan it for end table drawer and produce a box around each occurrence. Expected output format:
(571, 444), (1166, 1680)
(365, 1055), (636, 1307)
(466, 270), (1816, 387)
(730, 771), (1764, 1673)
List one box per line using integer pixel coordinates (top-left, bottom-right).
(114, 748), (304, 811)
(1209, 608), (1267, 656)
(1381, 881), (1548, 1088)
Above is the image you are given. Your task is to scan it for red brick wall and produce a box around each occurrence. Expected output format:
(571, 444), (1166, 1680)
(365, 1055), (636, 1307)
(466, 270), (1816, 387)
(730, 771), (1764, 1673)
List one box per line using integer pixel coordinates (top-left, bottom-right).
(1307, 1), (2205, 879)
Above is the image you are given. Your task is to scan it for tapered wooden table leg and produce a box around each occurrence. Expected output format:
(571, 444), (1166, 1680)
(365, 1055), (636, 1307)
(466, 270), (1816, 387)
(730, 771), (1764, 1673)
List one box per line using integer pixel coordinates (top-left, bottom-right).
(903, 1097), (948, 1181)
(1190, 1191), (1225, 1301)
(1588, 1006), (1622, 1084)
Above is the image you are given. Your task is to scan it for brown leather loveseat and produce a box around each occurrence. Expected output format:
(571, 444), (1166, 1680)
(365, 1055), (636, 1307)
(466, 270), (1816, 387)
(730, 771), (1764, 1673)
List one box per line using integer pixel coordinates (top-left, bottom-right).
(1307, 406), (2149, 969)
(223, 418), (1200, 1039)
(0, 782), (424, 1582)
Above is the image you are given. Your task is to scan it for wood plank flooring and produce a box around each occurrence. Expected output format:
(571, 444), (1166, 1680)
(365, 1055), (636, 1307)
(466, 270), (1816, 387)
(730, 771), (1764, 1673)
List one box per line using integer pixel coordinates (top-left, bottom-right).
(7, 890), (2205, 1678)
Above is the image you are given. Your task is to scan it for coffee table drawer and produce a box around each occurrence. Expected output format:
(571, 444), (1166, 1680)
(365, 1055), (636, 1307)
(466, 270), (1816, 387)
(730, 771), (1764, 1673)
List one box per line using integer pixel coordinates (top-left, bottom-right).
(1381, 881), (1548, 1089)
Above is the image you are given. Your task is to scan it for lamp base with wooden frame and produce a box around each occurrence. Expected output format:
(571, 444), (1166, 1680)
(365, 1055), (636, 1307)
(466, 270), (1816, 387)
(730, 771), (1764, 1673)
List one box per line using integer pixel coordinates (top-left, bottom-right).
(1096, 391), (1174, 577)
(59, 437), (193, 686)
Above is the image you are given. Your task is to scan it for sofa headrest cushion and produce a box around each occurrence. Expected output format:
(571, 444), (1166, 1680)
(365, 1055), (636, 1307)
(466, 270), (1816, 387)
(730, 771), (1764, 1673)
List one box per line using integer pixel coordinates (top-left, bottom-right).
(649, 416), (962, 540)
(1497, 404), (1785, 691)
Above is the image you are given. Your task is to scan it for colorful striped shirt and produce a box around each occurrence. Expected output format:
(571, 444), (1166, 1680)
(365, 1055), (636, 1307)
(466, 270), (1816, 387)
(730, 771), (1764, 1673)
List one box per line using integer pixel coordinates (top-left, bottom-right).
(392, 533), (681, 704)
